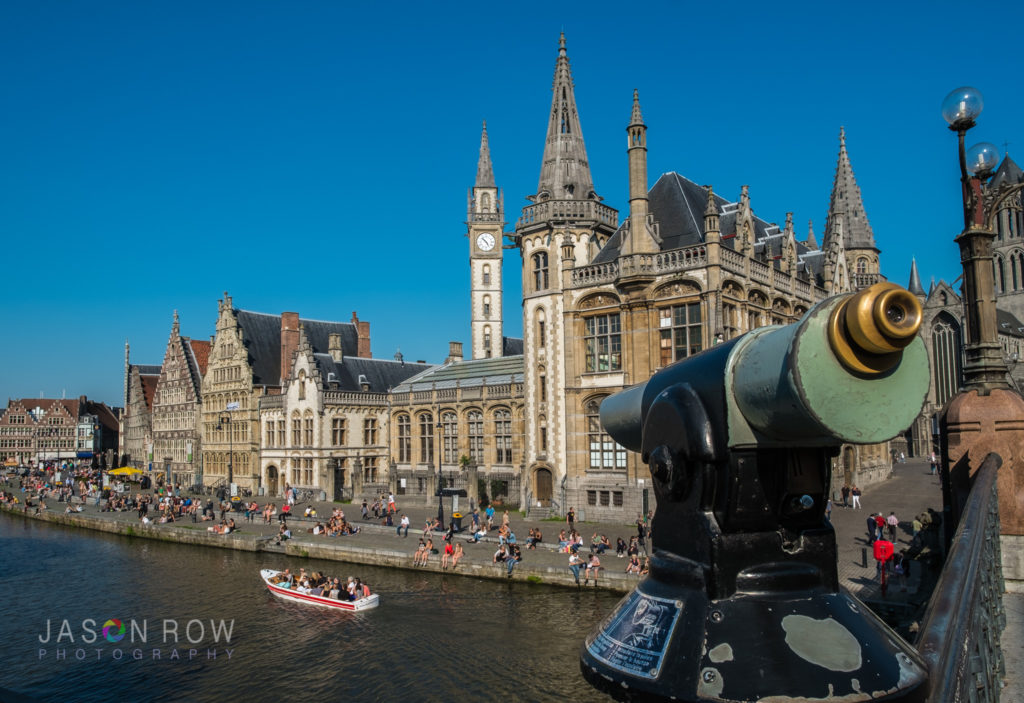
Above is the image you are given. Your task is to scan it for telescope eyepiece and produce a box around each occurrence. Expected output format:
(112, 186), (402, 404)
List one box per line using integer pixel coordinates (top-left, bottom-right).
(828, 283), (923, 376)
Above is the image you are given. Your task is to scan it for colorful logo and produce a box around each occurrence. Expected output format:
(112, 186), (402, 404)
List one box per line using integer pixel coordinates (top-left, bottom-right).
(102, 619), (125, 643)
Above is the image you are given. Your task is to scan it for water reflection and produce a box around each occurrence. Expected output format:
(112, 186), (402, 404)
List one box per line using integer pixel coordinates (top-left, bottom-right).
(0, 514), (617, 702)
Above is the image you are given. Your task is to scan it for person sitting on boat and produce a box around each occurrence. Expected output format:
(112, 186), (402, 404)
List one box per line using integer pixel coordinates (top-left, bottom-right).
(328, 577), (341, 599)
(270, 569), (292, 587)
(345, 577), (357, 600)
(350, 578), (363, 601)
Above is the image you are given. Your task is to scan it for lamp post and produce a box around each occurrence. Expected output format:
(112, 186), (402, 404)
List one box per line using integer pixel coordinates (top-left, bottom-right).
(435, 417), (445, 529)
(217, 413), (233, 488)
(939, 86), (1024, 546)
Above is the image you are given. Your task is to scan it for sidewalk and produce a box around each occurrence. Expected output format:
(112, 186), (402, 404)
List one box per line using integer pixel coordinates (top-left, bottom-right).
(829, 457), (942, 608)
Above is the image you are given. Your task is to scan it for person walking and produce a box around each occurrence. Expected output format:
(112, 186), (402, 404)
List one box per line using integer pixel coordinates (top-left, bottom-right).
(851, 485), (862, 509)
(841, 485), (850, 508)
(825, 498), (833, 523)
(886, 511), (899, 541)
(929, 451), (938, 476)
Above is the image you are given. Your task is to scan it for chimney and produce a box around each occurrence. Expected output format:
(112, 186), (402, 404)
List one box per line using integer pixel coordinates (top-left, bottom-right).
(446, 341), (463, 364)
(352, 311), (371, 358)
(280, 312), (300, 386)
(328, 333), (343, 362)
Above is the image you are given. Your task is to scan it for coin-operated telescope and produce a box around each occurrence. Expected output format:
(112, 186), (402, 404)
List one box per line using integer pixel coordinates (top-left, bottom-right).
(582, 283), (931, 702)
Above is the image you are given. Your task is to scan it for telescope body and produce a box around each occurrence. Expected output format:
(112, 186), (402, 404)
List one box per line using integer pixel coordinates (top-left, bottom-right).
(582, 285), (931, 702)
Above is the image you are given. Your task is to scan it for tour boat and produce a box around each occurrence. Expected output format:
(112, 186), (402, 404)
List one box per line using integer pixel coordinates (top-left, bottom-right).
(260, 569), (380, 611)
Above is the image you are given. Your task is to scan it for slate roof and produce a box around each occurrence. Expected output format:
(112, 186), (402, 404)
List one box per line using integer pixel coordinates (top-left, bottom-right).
(997, 309), (1024, 339)
(233, 310), (360, 387)
(502, 337), (524, 356)
(312, 354), (434, 394)
(392, 355), (524, 393)
(134, 365), (162, 376)
(991, 155), (1024, 190)
(85, 401), (120, 432)
(593, 172), (816, 271)
(17, 398), (81, 420)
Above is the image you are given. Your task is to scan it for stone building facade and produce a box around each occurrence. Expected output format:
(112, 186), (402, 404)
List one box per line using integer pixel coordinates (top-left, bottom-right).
(151, 311), (210, 487)
(388, 346), (525, 508)
(201, 292), (371, 491)
(258, 327), (429, 499)
(122, 342), (160, 469)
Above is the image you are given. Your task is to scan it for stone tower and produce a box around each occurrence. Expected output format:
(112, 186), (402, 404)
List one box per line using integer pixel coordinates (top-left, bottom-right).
(823, 127), (879, 290)
(516, 33), (618, 506)
(468, 121), (505, 359)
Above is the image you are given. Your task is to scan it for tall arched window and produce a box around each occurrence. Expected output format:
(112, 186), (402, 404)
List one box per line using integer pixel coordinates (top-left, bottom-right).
(482, 264), (491, 286)
(533, 252), (549, 291)
(856, 257), (868, 274)
(995, 257), (1006, 294)
(442, 411), (457, 463)
(483, 326), (492, 356)
(483, 295), (491, 318)
(494, 409), (512, 464)
(467, 410), (483, 463)
(536, 308), (547, 347)
(932, 317), (963, 407)
(586, 399), (626, 471)
(397, 414), (411, 462)
(419, 413), (434, 464)
(291, 412), (301, 446)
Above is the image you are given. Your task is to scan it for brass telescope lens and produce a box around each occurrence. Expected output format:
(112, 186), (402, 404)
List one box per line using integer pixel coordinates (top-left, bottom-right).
(828, 283), (922, 375)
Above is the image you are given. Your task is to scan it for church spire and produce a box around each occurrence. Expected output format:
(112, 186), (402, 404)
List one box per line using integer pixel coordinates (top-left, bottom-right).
(533, 32), (598, 202)
(475, 120), (495, 188)
(908, 258), (926, 297)
(824, 127), (876, 251)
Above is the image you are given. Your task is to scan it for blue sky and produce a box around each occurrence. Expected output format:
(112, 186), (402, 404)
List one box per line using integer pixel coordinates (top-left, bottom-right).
(2, 1), (1022, 406)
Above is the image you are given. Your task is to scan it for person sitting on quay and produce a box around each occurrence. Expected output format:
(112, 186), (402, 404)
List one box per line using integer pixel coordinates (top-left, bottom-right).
(451, 542), (465, 570)
(304, 505), (317, 518)
(412, 538), (428, 566)
(424, 516), (440, 537)
(626, 555), (642, 574)
(505, 543), (521, 578)
(274, 524), (291, 545)
(421, 538), (435, 567)
(616, 537), (627, 558)
(466, 525), (487, 543)
(558, 529), (570, 551)
(584, 553), (602, 586)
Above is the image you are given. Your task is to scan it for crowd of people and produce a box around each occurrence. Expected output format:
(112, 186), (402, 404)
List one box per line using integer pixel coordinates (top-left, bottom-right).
(268, 568), (371, 602)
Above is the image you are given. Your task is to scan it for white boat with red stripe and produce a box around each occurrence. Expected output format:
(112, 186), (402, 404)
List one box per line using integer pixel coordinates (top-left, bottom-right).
(260, 569), (380, 611)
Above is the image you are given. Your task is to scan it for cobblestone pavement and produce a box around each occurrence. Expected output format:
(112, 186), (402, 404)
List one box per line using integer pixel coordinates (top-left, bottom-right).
(829, 457), (942, 608)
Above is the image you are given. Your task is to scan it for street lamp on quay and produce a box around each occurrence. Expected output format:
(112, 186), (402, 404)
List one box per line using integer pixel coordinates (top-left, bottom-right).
(939, 86), (1024, 542)
(216, 413), (233, 488)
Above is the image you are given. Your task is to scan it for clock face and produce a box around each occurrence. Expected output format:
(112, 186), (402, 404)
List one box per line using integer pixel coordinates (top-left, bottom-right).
(476, 233), (496, 252)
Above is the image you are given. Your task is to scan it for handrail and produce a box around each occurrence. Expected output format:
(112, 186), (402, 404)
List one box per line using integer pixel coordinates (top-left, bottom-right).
(916, 452), (1005, 701)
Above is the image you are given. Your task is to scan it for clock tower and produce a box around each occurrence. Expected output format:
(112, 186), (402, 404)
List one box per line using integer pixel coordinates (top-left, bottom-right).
(468, 121), (505, 359)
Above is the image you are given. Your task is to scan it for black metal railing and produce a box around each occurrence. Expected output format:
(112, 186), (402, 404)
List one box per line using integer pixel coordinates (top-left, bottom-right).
(916, 452), (1006, 701)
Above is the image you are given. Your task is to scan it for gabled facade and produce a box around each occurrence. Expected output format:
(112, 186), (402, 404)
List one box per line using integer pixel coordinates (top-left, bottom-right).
(201, 292), (371, 490)
(258, 327), (430, 499)
(122, 342), (160, 469)
(152, 311), (210, 486)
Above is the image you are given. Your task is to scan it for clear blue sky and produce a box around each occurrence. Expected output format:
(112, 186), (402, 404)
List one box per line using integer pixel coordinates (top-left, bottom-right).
(2, 1), (1022, 406)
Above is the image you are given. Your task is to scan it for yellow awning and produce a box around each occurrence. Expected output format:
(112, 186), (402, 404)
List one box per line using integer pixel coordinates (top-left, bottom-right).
(3, 459), (18, 467)
(108, 467), (144, 475)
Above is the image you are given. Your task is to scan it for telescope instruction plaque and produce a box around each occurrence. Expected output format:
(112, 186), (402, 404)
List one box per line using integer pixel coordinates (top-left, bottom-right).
(585, 592), (681, 680)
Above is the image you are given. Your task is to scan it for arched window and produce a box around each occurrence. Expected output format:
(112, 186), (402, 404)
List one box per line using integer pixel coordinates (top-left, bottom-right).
(483, 295), (491, 319)
(494, 409), (512, 464)
(856, 257), (868, 274)
(303, 411), (314, 446)
(659, 302), (702, 366)
(482, 264), (491, 286)
(442, 411), (457, 464)
(995, 256), (1006, 294)
(291, 412), (301, 446)
(467, 410), (483, 463)
(533, 252), (549, 291)
(481, 192), (491, 212)
(297, 370), (306, 400)
(483, 325), (492, 357)
(536, 308), (547, 347)
(397, 414), (411, 462)
(419, 413), (434, 464)
(586, 400), (626, 471)
(932, 317), (963, 407)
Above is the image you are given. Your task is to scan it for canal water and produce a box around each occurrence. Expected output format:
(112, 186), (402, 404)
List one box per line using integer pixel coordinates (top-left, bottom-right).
(0, 512), (619, 702)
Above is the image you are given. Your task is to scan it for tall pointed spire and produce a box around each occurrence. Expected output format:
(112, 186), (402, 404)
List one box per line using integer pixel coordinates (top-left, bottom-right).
(475, 120), (495, 187)
(908, 258), (925, 297)
(806, 219), (818, 249)
(533, 32), (598, 202)
(825, 127), (876, 251)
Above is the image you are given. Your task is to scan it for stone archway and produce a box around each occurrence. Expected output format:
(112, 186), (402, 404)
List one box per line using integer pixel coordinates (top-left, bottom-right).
(534, 467), (553, 507)
(267, 466), (279, 497)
